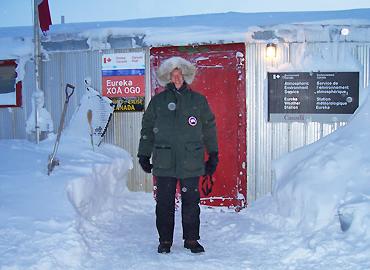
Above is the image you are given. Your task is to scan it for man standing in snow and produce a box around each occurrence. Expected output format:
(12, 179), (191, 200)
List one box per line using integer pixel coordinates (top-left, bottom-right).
(137, 57), (219, 254)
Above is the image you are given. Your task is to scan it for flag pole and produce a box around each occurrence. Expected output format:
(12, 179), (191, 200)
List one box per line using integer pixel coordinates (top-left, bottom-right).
(33, 0), (41, 144)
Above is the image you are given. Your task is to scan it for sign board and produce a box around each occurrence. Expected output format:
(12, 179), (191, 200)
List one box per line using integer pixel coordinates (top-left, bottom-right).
(101, 52), (145, 112)
(268, 72), (359, 122)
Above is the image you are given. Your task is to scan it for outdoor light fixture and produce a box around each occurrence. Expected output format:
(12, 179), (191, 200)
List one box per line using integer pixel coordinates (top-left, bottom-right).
(266, 43), (277, 58)
(340, 28), (350, 36)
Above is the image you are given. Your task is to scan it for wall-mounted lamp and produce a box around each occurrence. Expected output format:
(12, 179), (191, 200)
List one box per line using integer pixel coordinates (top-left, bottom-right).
(340, 28), (350, 36)
(266, 43), (277, 58)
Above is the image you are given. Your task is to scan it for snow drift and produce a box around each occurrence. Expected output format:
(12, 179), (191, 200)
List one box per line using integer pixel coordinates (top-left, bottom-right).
(67, 152), (133, 225)
(273, 91), (370, 237)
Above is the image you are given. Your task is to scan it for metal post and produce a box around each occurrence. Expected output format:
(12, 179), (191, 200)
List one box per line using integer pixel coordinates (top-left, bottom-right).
(33, 0), (41, 144)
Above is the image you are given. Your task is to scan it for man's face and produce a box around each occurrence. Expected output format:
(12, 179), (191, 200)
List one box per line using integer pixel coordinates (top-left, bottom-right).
(170, 68), (184, 89)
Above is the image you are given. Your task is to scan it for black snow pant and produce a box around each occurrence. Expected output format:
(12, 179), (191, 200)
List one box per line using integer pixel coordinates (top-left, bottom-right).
(155, 176), (200, 243)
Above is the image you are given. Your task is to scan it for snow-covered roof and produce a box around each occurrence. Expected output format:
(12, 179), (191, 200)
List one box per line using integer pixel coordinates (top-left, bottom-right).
(1, 9), (370, 60)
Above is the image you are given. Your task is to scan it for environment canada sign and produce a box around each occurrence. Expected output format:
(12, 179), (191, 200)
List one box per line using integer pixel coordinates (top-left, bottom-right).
(102, 52), (145, 112)
(268, 72), (359, 122)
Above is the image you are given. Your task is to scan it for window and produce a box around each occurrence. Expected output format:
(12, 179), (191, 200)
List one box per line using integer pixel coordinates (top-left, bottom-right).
(0, 60), (22, 107)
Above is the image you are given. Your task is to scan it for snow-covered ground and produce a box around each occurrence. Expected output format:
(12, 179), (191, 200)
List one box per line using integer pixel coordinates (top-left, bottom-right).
(1, 91), (370, 269)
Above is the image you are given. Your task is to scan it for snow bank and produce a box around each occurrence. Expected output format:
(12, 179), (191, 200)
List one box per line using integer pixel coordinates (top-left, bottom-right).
(273, 91), (370, 237)
(1, 126), (369, 269)
(268, 39), (370, 238)
(54, 81), (131, 227)
(0, 136), (134, 269)
(67, 149), (133, 225)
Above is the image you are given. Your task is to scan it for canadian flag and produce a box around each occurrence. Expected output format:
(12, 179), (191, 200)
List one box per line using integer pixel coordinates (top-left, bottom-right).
(37, 0), (52, 32)
(104, 57), (112, 64)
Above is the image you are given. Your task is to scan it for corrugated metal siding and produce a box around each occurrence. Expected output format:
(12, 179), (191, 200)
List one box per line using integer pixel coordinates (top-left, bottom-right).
(0, 109), (13, 138)
(355, 44), (370, 90)
(246, 42), (370, 204)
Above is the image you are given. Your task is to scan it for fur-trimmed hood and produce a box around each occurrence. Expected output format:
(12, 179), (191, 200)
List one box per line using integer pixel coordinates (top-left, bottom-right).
(156, 57), (196, 86)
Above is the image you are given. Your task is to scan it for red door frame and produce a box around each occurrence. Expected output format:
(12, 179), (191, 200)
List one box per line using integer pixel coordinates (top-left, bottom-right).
(150, 43), (247, 209)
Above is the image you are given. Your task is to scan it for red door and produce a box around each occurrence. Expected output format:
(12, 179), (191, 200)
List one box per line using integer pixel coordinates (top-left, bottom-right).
(150, 43), (247, 208)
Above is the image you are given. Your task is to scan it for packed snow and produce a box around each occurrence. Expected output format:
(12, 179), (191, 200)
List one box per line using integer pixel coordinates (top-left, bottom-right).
(273, 88), (370, 235)
(1, 91), (370, 269)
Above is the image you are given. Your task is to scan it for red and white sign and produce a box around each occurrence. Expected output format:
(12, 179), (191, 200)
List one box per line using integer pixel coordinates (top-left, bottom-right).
(102, 52), (145, 99)
(102, 76), (145, 98)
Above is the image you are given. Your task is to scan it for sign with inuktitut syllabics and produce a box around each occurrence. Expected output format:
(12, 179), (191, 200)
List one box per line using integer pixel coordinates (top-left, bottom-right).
(268, 72), (359, 122)
(102, 52), (145, 112)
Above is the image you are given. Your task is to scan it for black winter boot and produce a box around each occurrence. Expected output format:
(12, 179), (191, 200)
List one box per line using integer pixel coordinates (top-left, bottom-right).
(184, 240), (205, 253)
(158, 241), (172, 253)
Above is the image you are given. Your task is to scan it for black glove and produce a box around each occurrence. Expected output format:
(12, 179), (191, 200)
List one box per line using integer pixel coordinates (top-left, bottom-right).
(138, 155), (153, 173)
(205, 152), (219, 176)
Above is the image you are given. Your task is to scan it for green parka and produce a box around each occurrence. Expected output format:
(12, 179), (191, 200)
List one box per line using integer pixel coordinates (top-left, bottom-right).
(138, 82), (218, 179)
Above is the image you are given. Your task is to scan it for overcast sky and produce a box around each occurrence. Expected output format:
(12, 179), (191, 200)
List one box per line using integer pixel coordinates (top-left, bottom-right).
(1, 0), (370, 27)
